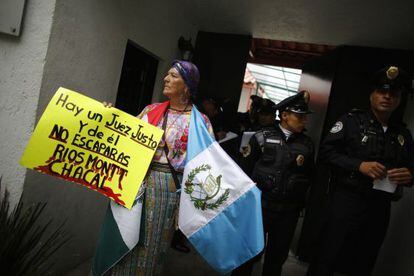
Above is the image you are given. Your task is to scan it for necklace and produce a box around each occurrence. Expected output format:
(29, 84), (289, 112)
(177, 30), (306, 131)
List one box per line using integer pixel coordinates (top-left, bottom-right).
(161, 104), (191, 160)
(169, 106), (192, 112)
(164, 103), (190, 135)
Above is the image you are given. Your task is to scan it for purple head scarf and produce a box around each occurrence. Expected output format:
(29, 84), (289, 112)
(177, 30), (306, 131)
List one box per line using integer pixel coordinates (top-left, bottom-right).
(172, 60), (200, 100)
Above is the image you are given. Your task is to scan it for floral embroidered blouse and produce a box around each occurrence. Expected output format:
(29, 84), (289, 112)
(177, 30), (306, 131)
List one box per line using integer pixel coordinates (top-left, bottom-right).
(138, 103), (214, 172)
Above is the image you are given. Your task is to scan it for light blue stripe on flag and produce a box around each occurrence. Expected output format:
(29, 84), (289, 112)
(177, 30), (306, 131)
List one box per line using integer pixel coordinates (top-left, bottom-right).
(179, 106), (264, 274)
(188, 186), (263, 274)
(186, 106), (214, 161)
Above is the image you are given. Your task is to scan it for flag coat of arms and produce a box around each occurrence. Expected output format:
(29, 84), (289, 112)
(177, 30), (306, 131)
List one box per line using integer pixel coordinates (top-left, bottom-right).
(93, 103), (264, 275)
(179, 107), (264, 274)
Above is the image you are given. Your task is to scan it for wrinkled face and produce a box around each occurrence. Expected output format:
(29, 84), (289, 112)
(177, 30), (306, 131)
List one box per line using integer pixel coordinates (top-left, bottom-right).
(163, 67), (189, 100)
(281, 111), (308, 133)
(370, 89), (401, 115)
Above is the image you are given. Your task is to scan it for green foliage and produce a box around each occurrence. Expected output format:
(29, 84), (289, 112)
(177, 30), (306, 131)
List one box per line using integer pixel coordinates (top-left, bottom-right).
(186, 164), (211, 184)
(202, 189), (230, 210)
(0, 177), (69, 275)
(184, 185), (193, 195)
(185, 164), (230, 211)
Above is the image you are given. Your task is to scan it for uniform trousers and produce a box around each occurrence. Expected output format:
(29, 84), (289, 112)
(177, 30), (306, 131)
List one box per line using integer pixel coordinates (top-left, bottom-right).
(232, 201), (300, 276)
(307, 187), (391, 276)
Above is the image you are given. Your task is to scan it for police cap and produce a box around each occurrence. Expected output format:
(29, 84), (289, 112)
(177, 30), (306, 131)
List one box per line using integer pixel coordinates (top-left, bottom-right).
(274, 90), (312, 114)
(371, 66), (410, 93)
(256, 98), (277, 114)
(250, 95), (263, 110)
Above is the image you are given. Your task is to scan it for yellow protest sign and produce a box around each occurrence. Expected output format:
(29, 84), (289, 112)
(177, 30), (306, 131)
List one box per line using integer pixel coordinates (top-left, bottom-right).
(20, 87), (163, 209)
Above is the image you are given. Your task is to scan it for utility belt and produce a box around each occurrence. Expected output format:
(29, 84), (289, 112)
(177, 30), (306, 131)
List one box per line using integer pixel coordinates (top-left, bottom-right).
(334, 171), (402, 201)
(336, 171), (371, 192)
(254, 170), (284, 194)
(261, 196), (304, 212)
(254, 169), (309, 202)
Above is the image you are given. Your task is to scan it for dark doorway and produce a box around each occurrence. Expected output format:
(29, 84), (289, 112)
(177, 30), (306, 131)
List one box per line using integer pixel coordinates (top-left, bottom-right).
(193, 31), (252, 113)
(115, 40), (159, 116)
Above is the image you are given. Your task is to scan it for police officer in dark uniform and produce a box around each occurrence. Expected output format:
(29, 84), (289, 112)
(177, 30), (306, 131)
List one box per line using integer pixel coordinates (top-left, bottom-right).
(234, 91), (315, 276)
(307, 66), (414, 276)
(237, 95), (265, 133)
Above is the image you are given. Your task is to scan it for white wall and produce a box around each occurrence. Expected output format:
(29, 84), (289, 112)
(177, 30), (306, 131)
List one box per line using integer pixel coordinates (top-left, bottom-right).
(0, 0), (56, 206)
(37, 0), (197, 111)
(238, 85), (253, 112)
(180, 0), (414, 50)
(21, 0), (197, 273)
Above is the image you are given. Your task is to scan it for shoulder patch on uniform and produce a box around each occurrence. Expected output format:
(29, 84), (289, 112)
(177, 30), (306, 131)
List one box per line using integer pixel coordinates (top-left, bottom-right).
(330, 121), (343, 133)
(348, 108), (364, 115)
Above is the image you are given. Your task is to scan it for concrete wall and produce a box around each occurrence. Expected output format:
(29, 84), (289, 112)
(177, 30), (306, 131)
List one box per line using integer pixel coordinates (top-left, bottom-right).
(237, 85), (254, 112)
(0, 0), (56, 206)
(180, 0), (414, 50)
(22, 0), (197, 273)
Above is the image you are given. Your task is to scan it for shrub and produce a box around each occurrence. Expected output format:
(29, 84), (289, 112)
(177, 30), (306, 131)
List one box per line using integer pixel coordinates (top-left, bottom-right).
(0, 177), (69, 275)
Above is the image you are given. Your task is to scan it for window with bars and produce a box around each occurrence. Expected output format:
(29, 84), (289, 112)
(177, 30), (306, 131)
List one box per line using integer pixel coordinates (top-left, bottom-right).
(246, 63), (302, 103)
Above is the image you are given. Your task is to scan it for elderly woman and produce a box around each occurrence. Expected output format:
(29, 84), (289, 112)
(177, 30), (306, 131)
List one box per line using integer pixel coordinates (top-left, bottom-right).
(106, 60), (214, 275)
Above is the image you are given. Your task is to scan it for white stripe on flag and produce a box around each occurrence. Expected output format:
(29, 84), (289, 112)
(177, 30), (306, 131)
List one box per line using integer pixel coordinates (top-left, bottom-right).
(110, 200), (142, 250)
(179, 141), (255, 237)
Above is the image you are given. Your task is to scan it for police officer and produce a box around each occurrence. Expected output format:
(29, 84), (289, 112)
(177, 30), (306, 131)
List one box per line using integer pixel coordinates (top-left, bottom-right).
(307, 66), (414, 276)
(237, 95), (265, 133)
(234, 91), (315, 276)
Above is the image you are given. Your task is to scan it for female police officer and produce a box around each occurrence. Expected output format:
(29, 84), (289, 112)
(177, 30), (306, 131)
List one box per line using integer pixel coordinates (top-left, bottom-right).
(234, 91), (315, 276)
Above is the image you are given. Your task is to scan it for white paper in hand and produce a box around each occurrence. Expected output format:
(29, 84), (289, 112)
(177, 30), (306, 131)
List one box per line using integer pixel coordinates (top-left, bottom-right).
(218, 131), (238, 144)
(373, 176), (397, 193)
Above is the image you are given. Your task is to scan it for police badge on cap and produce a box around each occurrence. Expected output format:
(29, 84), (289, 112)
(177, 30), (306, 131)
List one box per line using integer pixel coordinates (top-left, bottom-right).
(274, 90), (313, 114)
(386, 66), (399, 80)
(371, 65), (410, 93)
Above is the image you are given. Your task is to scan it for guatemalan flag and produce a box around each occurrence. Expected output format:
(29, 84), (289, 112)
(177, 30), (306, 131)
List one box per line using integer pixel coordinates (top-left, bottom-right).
(92, 102), (264, 275)
(179, 107), (264, 274)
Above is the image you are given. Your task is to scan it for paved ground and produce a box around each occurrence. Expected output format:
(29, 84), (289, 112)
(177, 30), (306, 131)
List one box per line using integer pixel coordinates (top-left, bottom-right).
(66, 246), (308, 276)
(163, 244), (308, 276)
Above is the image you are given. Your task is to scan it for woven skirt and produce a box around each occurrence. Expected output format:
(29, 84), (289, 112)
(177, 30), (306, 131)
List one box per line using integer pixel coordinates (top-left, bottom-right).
(109, 163), (179, 276)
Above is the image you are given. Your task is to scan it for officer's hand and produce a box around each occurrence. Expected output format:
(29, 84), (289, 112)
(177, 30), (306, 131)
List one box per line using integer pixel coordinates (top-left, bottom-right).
(240, 145), (251, 158)
(359, 162), (387, 180)
(388, 168), (413, 185)
(103, 101), (113, 108)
